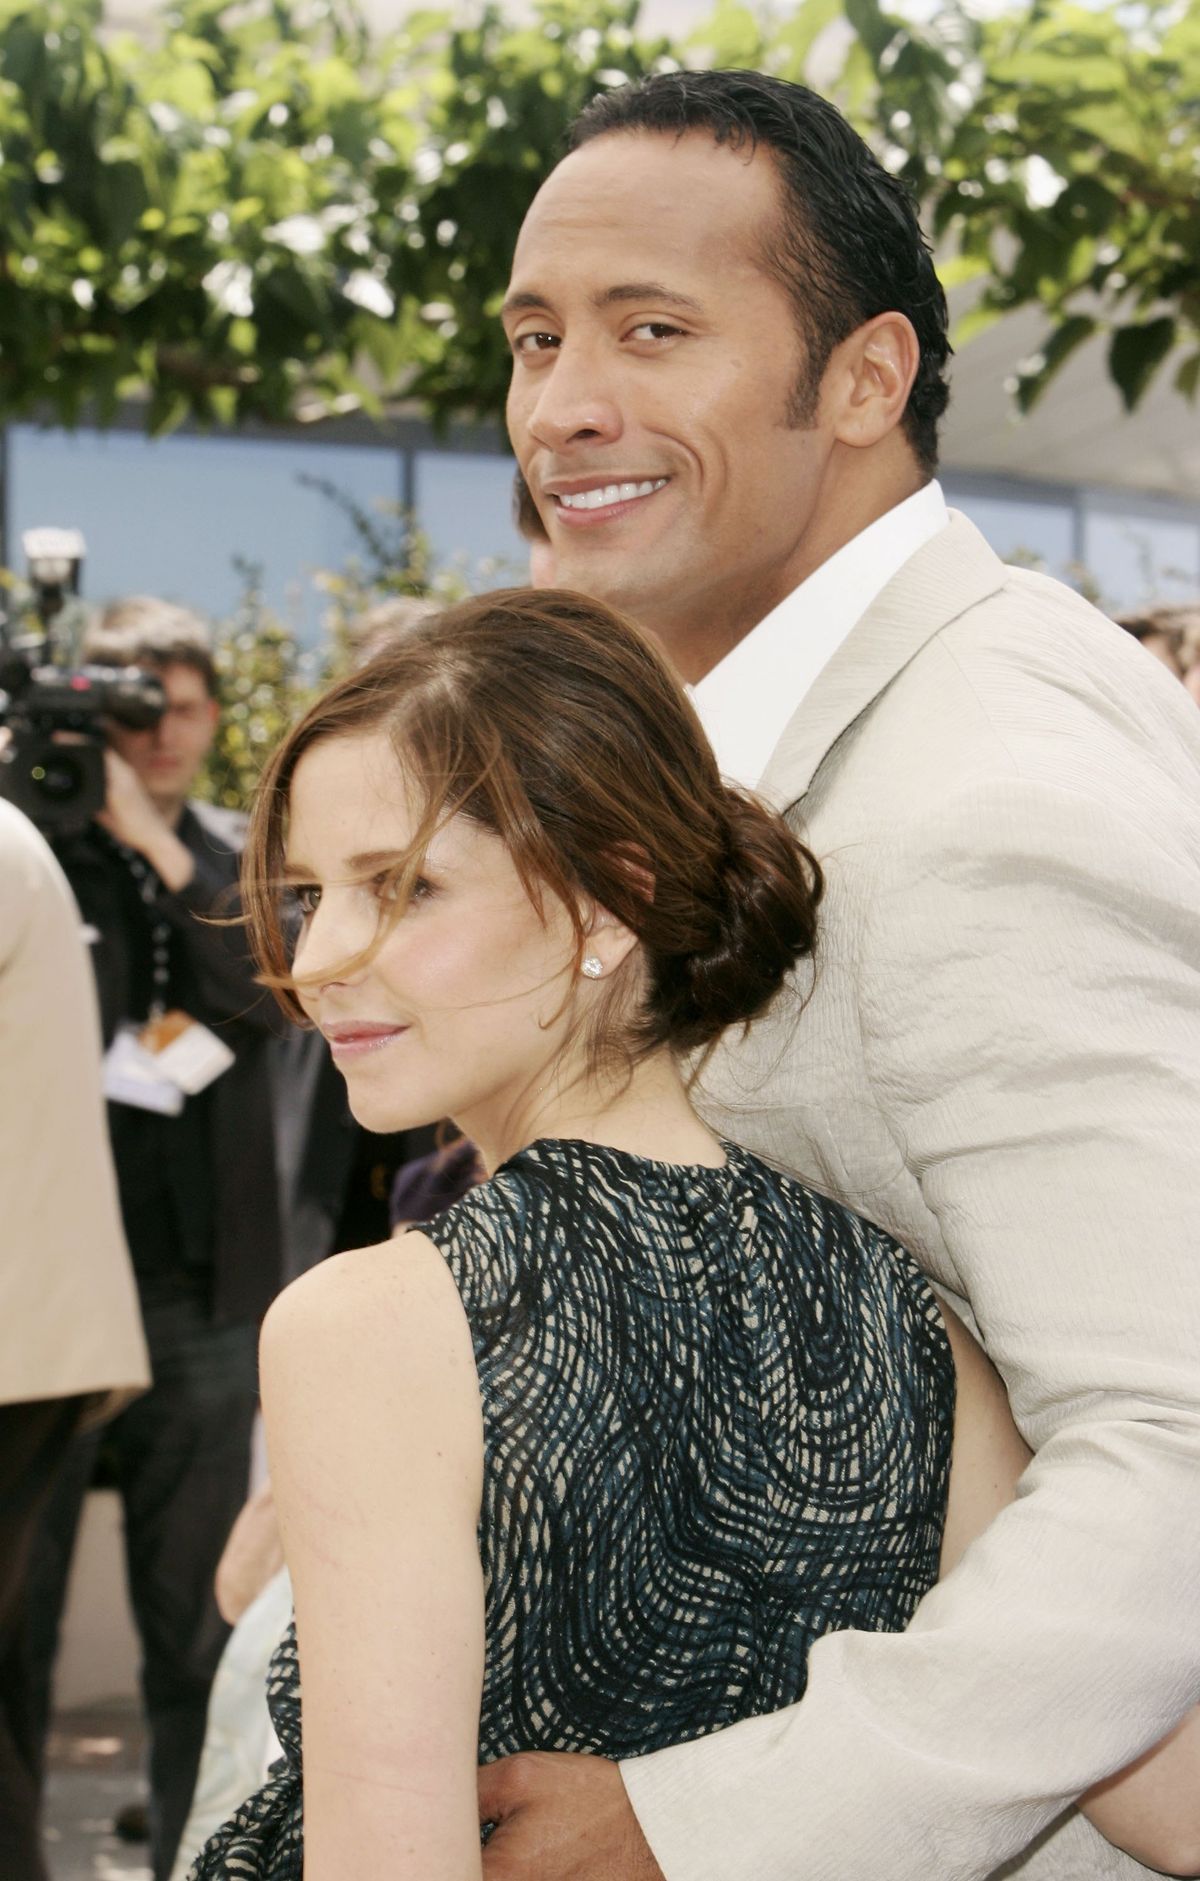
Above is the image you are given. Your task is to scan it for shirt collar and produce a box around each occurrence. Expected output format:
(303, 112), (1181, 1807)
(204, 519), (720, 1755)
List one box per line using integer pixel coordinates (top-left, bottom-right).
(691, 480), (949, 790)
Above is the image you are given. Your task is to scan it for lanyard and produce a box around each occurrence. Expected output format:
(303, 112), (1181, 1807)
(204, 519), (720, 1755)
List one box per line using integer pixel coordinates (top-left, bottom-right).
(111, 838), (173, 1021)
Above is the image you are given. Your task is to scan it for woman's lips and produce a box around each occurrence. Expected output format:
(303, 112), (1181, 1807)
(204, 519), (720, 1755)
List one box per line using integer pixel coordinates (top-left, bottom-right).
(324, 1025), (408, 1062)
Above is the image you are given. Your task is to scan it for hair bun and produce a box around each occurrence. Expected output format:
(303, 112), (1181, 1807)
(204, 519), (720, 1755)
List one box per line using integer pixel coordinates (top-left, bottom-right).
(662, 790), (823, 1053)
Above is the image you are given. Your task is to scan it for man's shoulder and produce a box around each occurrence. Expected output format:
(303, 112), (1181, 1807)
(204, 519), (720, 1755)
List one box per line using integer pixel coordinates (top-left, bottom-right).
(874, 506), (1123, 684)
(0, 799), (83, 919)
(871, 549), (1197, 777)
(184, 796), (249, 855)
(798, 548), (1200, 871)
(0, 801), (97, 983)
(0, 802), (63, 951)
(0, 796), (56, 875)
(937, 555), (1122, 669)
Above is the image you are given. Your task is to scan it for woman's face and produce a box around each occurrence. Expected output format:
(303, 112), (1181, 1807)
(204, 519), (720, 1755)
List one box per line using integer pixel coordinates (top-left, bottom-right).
(284, 729), (583, 1148)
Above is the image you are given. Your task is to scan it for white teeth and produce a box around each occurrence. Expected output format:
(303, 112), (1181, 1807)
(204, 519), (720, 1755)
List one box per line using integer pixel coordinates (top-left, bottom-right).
(557, 478), (667, 511)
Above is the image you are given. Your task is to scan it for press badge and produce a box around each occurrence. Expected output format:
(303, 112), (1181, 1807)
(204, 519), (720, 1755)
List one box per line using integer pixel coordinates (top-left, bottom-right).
(103, 1008), (235, 1112)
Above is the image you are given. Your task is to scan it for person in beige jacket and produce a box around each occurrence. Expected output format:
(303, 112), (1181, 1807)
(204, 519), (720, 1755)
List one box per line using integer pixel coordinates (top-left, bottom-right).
(0, 795), (149, 1879)
(477, 69), (1200, 1881)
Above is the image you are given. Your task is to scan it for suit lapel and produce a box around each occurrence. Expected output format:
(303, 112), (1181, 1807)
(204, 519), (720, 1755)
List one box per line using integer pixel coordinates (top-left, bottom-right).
(758, 511), (1007, 812)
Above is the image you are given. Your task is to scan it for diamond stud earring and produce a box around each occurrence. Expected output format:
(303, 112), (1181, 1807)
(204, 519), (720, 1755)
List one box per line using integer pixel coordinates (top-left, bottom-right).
(581, 955), (604, 979)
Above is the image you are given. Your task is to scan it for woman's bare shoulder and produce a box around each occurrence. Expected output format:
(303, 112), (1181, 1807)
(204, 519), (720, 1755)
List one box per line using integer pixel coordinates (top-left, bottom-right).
(264, 1231), (464, 1352)
(261, 1233), (481, 1475)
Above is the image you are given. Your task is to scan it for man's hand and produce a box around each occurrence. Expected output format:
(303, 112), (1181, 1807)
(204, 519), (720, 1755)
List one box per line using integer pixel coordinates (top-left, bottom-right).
(478, 1751), (665, 1881)
(95, 748), (194, 890)
(95, 747), (169, 851)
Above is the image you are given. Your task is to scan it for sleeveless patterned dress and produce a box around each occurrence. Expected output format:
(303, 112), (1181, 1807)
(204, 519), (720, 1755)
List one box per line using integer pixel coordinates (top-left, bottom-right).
(190, 1137), (955, 1877)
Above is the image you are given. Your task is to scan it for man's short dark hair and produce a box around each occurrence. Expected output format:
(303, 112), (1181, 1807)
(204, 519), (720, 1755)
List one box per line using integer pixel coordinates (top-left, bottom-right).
(83, 597), (219, 697)
(568, 70), (951, 475)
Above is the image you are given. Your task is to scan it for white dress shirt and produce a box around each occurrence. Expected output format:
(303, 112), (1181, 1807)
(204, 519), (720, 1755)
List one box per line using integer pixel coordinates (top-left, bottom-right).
(691, 480), (948, 789)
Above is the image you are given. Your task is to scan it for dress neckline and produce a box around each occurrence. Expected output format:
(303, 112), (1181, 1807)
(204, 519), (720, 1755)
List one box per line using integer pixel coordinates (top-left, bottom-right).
(502, 1135), (739, 1182)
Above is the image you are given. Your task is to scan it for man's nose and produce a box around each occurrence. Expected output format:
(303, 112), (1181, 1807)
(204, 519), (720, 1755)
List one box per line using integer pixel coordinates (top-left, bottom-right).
(522, 341), (624, 454)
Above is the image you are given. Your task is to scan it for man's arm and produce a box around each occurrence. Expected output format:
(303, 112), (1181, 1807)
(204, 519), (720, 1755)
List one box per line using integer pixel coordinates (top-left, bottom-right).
(97, 757), (277, 1032)
(161, 825), (280, 1033)
(619, 776), (1200, 1878)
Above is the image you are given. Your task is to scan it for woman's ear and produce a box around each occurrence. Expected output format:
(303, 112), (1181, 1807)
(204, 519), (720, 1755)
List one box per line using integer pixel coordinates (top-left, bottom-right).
(579, 900), (641, 978)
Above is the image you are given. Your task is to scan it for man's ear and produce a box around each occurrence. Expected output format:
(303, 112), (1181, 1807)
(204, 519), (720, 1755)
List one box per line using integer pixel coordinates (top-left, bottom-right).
(827, 311), (920, 451)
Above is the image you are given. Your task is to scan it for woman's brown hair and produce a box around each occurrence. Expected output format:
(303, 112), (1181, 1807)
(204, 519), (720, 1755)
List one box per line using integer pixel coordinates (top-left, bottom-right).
(243, 587), (822, 1059)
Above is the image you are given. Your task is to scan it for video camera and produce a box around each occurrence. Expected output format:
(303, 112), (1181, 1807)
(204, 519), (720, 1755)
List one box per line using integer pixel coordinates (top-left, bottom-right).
(0, 528), (165, 835)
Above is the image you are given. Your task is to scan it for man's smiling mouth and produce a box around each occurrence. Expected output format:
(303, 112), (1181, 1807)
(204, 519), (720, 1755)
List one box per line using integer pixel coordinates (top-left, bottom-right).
(552, 478), (669, 516)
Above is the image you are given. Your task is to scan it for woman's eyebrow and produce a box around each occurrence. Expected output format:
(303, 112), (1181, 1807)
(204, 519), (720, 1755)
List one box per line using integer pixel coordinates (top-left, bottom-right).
(345, 848), (410, 872)
(280, 848), (416, 879)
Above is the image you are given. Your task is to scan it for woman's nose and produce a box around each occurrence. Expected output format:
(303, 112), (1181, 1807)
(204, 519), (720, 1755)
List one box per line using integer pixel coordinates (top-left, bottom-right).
(292, 893), (368, 994)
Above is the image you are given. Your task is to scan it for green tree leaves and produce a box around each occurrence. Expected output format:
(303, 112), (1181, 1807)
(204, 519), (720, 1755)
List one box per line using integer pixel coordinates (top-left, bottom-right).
(0, 0), (1195, 432)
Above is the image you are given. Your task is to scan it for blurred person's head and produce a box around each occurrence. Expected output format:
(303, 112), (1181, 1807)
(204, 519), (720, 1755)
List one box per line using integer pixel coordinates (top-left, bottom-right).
(84, 598), (220, 817)
(1159, 606), (1200, 706)
(1115, 607), (1187, 679)
(242, 587), (821, 1159)
(503, 69), (949, 678)
(350, 595), (440, 669)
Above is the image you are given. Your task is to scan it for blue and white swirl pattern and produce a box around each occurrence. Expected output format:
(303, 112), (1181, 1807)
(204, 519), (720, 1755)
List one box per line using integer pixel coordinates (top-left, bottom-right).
(191, 1137), (954, 1876)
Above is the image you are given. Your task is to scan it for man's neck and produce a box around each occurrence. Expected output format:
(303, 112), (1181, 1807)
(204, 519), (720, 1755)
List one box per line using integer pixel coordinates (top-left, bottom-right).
(658, 461), (929, 685)
(150, 792), (188, 830)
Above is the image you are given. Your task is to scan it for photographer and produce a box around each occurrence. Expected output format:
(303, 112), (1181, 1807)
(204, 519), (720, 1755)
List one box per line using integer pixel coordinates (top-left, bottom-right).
(26, 598), (282, 1881)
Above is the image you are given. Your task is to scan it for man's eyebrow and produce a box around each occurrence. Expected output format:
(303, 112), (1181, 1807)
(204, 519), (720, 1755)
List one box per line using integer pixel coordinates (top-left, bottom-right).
(500, 282), (705, 320)
(500, 290), (556, 321)
(593, 282), (705, 314)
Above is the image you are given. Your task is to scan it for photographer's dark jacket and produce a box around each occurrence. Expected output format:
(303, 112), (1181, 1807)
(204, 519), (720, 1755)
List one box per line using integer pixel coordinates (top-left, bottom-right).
(54, 801), (282, 1325)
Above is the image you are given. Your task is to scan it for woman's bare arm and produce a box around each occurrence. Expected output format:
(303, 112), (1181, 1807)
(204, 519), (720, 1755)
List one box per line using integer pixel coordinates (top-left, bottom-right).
(941, 1305), (1200, 1877)
(261, 1231), (485, 1881)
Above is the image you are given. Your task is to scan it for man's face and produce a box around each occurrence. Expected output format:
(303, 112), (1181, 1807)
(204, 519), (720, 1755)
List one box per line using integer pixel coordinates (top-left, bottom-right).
(106, 660), (219, 812)
(504, 131), (836, 669)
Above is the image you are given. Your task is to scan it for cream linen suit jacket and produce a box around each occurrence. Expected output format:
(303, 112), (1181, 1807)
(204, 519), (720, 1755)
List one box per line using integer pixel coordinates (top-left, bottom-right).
(0, 800), (149, 1416)
(622, 514), (1200, 1880)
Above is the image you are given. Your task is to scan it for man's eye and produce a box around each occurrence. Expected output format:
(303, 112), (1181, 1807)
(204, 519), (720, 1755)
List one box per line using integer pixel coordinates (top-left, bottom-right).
(513, 330), (560, 355)
(628, 322), (683, 342)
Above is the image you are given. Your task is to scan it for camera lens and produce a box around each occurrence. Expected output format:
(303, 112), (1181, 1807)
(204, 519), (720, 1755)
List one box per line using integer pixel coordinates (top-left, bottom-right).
(31, 752), (84, 803)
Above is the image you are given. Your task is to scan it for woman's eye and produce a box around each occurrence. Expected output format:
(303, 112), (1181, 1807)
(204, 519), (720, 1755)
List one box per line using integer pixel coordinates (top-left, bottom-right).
(292, 884), (321, 917)
(373, 872), (432, 907)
